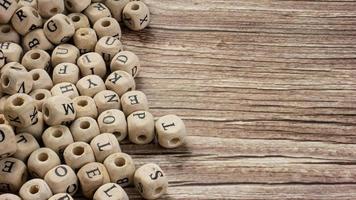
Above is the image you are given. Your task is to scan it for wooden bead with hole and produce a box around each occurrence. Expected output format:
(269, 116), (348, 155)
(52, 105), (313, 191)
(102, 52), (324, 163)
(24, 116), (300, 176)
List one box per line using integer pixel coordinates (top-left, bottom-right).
(22, 49), (51, 71)
(44, 14), (75, 45)
(42, 125), (74, 154)
(51, 82), (79, 99)
(104, 152), (135, 187)
(4, 94), (38, 128)
(51, 44), (80, 67)
(128, 111), (155, 145)
(16, 111), (45, 139)
(63, 141), (95, 170)
(42, 95), (76, 126)
(0, 42), (23, 63)
(23, 29), (54, 51)
(73, 96), (98, 118)
(73, 28), (97, 54)
(83, 3), (112, 24)
(19, 179), (52, 200)
(0, 124), (17, 159)
(1, 66), (33, 95)
(121, 90), (149, 116)
(11, 6), (42, 36)
(76, 75), (106, 97)
(44, 164), (78, 195)
(64, 0), (90, 13)
(0, 157), (28, 193)
(68, 13), (90, 30)
(29, 89), (52, 112)
(70, 117), (100, 142)
(52, 63), (80, 85)
(48, 193), (74, 200)
(30, 69), (53, 90)
(95, 36), (123, 63)
(97, 109), (127, 142)
(111, 51), (140, 77)
(93, 183), (129, 200)
(90, 133), (121, 162)
(93, 17), (121, 40)
(1, 62), (26, 73)
(0, 193), (22, 200)
(0, 24), (20, 44)
(123, 1), (150, 31)
(134, 163), (168, 200)
(77, 52), (107, 78)
(27, 148), (61, 178)
(156, 115), (187, 149)
(105, 70), (135, 96)
(13, 133), (40, 161)
(37, 0), (64, 18)
(0, 0), (18, 24)
(104, 0), (130, 22)
(94, 90), (121, 114)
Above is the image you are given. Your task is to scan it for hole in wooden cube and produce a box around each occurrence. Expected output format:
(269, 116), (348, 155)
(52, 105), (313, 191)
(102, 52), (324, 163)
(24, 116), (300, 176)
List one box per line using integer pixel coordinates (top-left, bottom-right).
(32, 73), (40, 81)
(170, 138), (180, 145)
(80, 121), (90, 129)
(12, 97), (24, 107)
(131, 4), (140, 10)
(2, 76), (10, 87)
(101, 20), (111, 27)
(29, 185), (39, 194)
(31, 52), (41, 60)
(35, 93), (45, 100)
(155, 187), (163, 195)
(52, 130), (63, 138)
(72, 15), (80, 22)
(38, 153), (48, 162)
(72, 146), (84, 156)
(137, 135), (147, 142)
(114, 157), (126, 167)
(77, 100), (88, 107)
(2, 26), (11, 33)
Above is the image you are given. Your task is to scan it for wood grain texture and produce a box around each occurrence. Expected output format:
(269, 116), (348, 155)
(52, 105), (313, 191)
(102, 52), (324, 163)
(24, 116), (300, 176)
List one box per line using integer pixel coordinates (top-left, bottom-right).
(119, 0), (356, 199)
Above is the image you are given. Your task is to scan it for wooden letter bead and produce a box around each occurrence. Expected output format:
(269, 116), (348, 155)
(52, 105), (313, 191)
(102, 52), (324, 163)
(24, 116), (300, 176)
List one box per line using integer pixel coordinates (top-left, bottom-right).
(4, 94), (38, 128)
(42, 125), (74, 154)
(73, 28), (97, 54)
(0, 42), (23, 63)
(105, 70), (135, 96)
(64, 0), (90, 13)
(73, 96), (98, 118)
(97, 109), (127, 141)
(29, 89), (52, 112)
(93, 17), (122, 39)
(11, 6), (42, 36)
(51, 44), (80, 67)
(19, 179), (53, 200)
(0, 24), (20, 44)
(42, 96), (76, 126)
(70, 117), (100, 142)
(76, 75), (106, 97)
(83, 3), (112, 24)
(111, 51), (140, 77)
(52, 63), (80, 85)
(63, 141), (95, 170)
(13, 133), (40, 161)
(0, 124), (17, 159)
(27, 148), (61, 178)
(48, 193), (74, 200)
(37, 0), (64, 18)
(30, 69), (53, 90)
(156, 115), (187, 148)
(77, 52), (106, 78)
(44, 165), (78, 195)
(95, 36), (123, 63)
(0, 0), (17, 24)
(90, 133), (121, 162)
(105, 0), (130, 22)
(23, 29), (54, 51)
(0, 157), (27, 193)
(123, 1), (150, 31)
(44, 14), (75, 45)
(121, 90), (149, 116)
(17, 0), (37, 8)
(0, 193), (21, 200)
(16, 111), (45, 139)
(1, 67), (33, 95)
(93, 183), (129, 200)
(68, 13), (90, 30)
(104, 152), (135, 187)
(94, 90), (121, 114)
(128, 111), (155, 145)
(22, 49), (51, 71)
(77, 162), (110, 198)
(134, 163), (168, 200)
(0, 62), (26, 73)
(51, 82), (79, 99)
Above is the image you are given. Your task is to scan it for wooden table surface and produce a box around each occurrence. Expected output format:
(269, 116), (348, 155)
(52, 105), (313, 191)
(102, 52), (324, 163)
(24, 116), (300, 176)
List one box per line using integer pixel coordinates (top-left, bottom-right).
(120, 0), (356, 199)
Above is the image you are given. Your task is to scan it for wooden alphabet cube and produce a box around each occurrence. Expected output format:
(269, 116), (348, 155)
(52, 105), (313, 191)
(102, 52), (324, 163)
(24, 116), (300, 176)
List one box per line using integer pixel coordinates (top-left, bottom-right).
(0, 42), (23, 63)
(104, 0), (130, 22)
(27, 148), (61, 178)
(0, 124), (17, 159)
(22, 49), (51, 71)
(93, 17), (122, 39)
(90, 133), (121, 162)
(134, 163), (168, 200)
(123, 1), (150, 31)
(4, 94), (38, 128)
(0, 193), (21, 200)
(63, 141), (95, 170)
(83, 3), (112, 24)
(94, 90), (121, 114)
(111, 50), (140, 77)
(48, 193), (74, 200)
(0, 24), (20, 44)
(42, 95), (76, 126)
(95, 36), (123, 63)
(37, 0), (64, 18)
(44, 14), (75, 45)
(51, 44), (80, 67)
(42, 125), (74, 154)
(1, 67), (33, 95)
(97, 109), (127, 142)
(70, 117), (100, 142)
(68, 13), (90, 30)
(23, 29), (54, 51)
(30, 69), (53, 90)
(51, 82), (79, 99)
(77, 52), (107, 78)
(128, 111), (155, 145)
(1, 62), (26, 73)
(121, 90), (149, 116)
(76, 75), (106, 97)
(104, 152), (135, 187)
(105, 70), (135, 96)
(29, 89), (52, 112)
(19, 179), (53, 200)
(73, 28), (97, 54)
(64, 0), (90, 13)
(13, 133), (40, 161)
(156, 115), (187, 148)
(0, 157), (27, 193)
(73, 96), (98, 118)
(16, 111), (45, 139)
(52, 63), (80, 85)
(11, 6), (42, 36)
(44, 165), (78, 195)
(0, 0), (18, 24)
(93, 183), (129, 200)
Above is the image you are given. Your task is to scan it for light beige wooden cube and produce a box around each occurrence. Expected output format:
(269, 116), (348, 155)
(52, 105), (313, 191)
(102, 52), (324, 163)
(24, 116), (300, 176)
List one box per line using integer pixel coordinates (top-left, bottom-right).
(93, 17), (121, 39)
(11, 6), (42, 35)
(76, 75), (106, 97)
(29, 89), (52, 112)
(13, 133), (40, 161)
(51, 82), (79, 99)
(104, 152), (135, 187)
(0, 42), (23, 63)
(44, 164), (78, 195)
(4, 94), (38, 128)
(77, 162), (110, 198)
(44, 14), (75, 45)
(1, 62), (26, 74)
(73, 96), (98, 118)
(48, 193), (73, 200)
(94, 90), (121, 114)
(37, 0), (64, 18)
(123, 1), (150, 31)
(42, 96), (76, 126)
(51, 44), (80, 67)
(64, 0), (90, 13)
(121, 90), (149, 116)
(0, 157), (27, 193)
(52, 63), (80, 85)
(42, 125), (74, 154)
(95, 36), (123, 63)
(63, 141), (95, 170)
(19, 179), (53, 200)
(0, 124), (17, 159)
(73, 28), (97, 54)
(156, 115), (187, 149)
(128, 111), (155, 145)
(16, 111), (44, 139)
(90, 133), (121, 162)
(97, 109), (127, 141)
(17, 0), (37, 8)
(70, 117), (100, 142)
(0, 193), (22, 200)
(134, 163), (168, 200)
(23, 29), (54, 51)
(83, 3), (111, 24)
(1, 67), (33, 95)
(105, 70), (135, 96)
(30, 69), (53, 90)
(93, 183), (129, 200)
(77, 52), (106, 78)
(68, 13), (90, 30)
(111, 50), (140, 77)
(105, 0), (130, 22)
(0, 24), (20, 44)
(22, 49), (51, 71)
(0, 0), (18, 24)
(27, 148), (61, 178)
